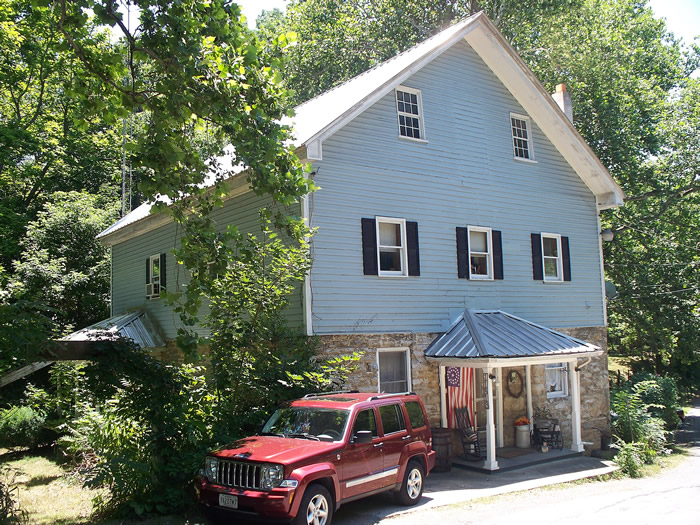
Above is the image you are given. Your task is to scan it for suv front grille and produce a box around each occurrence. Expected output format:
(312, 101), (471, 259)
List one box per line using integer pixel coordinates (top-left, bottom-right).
(215, 459), (263, 490)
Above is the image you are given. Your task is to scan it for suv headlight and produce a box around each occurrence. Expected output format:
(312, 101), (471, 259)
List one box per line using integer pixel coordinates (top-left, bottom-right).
(261, 464), (284, 490)
(205, 457), (218, 481)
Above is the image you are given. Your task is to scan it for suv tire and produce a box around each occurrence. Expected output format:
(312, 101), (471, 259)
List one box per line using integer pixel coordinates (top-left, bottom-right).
(396, 460), (424, 506)
(294, 483), (333, 525)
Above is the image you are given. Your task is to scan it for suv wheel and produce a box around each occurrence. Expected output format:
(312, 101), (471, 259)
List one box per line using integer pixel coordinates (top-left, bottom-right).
(396, 460), (424, 506)
(294, 483), (333, 525)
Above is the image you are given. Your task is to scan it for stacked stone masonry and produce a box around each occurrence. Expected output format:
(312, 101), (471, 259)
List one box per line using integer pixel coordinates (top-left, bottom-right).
(317, 326), (609, 455)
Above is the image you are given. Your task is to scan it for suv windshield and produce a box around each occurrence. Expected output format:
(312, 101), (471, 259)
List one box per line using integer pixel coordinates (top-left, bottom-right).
(261, 406), (349, 442)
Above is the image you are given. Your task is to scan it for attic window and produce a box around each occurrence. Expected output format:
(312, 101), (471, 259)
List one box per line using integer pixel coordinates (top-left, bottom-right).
(396, 87), (426, 141)
(510, 113), (534, 160)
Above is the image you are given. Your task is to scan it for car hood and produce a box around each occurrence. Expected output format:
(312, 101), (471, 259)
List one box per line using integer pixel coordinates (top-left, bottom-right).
(211, 435), (341, 464)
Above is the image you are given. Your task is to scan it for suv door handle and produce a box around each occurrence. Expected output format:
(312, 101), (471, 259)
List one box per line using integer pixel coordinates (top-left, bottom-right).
(402, 435), (412, 440)
(373, 442), (384, 448)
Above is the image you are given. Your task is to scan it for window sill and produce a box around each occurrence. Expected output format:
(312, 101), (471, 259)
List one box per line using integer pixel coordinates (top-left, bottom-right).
(469, 275), (494, 281)
(547, 393), (568, 400)
(513, 156), (537, 164)
(398, 136), (429, 144)
(377, 273), (409, 278)
(541, 279), (565, 284)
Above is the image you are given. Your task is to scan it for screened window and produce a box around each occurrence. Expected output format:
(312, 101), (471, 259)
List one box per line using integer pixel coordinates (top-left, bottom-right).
(146, 254), (163, 299)
(377, 217), (407, 276)
(545, 363), (568, 398)
(396, 87), (425, 140)
(542, 234), (563, 281)
(377, 348), (411, 393)
(468, 226), (493, 279)
(379, 404), (406, 435)
(511, 113), (534, 160)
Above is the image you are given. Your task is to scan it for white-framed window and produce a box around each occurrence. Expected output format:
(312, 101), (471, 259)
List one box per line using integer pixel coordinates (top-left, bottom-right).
(510, 113), (534, 161)
(468, 226), (493, 280)
(545, 363), (568, 398)
(541, 233), (563, 282)
(146, 254), (162, 299)
(376, 217), (408, 277)
(395, 86), (426, 141)
(377, 347), (411, 393)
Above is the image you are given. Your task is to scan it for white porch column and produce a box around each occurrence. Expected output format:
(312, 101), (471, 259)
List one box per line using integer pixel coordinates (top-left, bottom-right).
(483, 368), (499, 470)
(525, 364), (533, 433)
(569, 362), (584, 452)
(496, 366), (504, 447)
(439, 366), (447, 428)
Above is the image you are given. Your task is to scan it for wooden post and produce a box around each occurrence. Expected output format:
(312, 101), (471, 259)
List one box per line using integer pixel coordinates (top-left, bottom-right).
(483, 367), (499, 470)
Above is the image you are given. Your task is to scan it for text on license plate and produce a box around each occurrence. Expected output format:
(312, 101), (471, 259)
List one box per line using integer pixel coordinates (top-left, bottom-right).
(219, 494), (238, 509)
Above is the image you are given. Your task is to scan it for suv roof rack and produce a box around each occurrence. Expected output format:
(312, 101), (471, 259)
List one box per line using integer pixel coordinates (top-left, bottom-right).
(368, 392), (416, 401)
(303, 390), (360, 399)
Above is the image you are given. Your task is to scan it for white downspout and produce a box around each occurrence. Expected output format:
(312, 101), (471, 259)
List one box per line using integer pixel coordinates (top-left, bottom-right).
(569, 357), (592, 453)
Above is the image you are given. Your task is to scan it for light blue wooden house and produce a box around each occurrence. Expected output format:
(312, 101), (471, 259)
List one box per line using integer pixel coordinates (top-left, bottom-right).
(96, 13), (624, 470)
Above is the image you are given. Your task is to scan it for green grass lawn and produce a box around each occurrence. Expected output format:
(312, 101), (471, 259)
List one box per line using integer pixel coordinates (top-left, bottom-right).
(0, 449), (207, 525)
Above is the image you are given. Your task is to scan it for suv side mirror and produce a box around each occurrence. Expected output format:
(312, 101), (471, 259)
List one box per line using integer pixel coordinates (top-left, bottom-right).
(353, 430), (373, 444)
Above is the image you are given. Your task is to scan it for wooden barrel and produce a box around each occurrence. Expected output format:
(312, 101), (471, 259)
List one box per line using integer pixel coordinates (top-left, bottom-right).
(431, 427), (452, 472)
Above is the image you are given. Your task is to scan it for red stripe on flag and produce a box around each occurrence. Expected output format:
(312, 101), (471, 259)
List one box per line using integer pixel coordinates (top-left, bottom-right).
(446, 367), (474, 429)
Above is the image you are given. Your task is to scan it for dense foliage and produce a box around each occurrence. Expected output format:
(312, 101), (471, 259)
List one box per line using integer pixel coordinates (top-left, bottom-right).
(0, 406), (46, 448)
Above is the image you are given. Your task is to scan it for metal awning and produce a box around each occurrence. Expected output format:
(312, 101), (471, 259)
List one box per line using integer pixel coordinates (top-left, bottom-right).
(424, 309), (600, 365)
(61, 310), (166, 350)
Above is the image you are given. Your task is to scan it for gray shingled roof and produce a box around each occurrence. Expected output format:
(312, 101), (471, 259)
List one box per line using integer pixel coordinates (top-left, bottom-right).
(424, 310), (599, 359)
(61, 310), (165, 349)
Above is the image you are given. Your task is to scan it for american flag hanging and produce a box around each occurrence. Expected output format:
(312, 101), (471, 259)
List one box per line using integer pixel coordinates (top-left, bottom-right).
(446, 366), (474, 429)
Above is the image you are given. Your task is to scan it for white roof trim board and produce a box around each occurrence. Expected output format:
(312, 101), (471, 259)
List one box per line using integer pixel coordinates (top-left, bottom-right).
(424, 309), (601, 363)
(98, 11), (624, 246)
(61, 310), (166, 349)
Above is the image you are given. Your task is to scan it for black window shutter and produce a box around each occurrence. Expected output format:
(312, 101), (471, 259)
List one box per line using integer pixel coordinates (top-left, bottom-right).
(492, 230), (504, 280)
(361, 218), (378, 275)
(561, 236), (571, 281)
(456, 227), (469, 279)
(146, 257), (150, 284)
(531, 233), (543, 280)
(406, 221), (420, 276)
(160, 253), (167, 289)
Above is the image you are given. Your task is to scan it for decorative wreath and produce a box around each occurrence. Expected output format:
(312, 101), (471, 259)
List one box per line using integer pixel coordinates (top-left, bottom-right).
(506, 370), (524, 398)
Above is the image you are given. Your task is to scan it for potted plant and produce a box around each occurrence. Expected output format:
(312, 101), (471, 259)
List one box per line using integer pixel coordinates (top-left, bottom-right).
(513, 416), (531, 448)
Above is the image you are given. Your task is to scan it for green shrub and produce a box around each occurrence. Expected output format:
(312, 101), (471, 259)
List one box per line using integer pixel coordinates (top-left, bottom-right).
(0, 468), (27, 524)
(0, 406), (45, 448)
(630, 374), (681, 429)
(613, 441), (644, 478)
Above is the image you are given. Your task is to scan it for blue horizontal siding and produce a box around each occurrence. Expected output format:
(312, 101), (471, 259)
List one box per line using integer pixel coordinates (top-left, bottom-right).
(111, 194), (304, 340)
(308, 41), (605, 334)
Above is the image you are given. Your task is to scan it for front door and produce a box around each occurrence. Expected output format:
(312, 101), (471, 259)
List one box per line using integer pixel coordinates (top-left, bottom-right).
(340, 408), (384, 499)
(475, 369), (498, 451)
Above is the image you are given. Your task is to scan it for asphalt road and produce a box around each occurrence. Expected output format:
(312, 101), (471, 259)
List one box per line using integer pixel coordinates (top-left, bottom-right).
(378, 401), (700, 525)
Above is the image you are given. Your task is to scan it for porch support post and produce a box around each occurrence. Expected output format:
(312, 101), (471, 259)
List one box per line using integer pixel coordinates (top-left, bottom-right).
(483, 367), (499, 470)
(496, 366), (504, 447)
(439, 365), (448, 428)
(569, 361), (584, 452)
(525, 364), (533, 433)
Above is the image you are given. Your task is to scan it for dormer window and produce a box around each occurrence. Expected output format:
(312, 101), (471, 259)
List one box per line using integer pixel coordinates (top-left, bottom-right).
(510, 113), (534, 160)
(395, 86), (426, 141)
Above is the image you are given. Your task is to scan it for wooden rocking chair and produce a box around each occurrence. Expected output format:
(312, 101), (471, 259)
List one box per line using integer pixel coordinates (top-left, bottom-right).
(455, 407), (482, 460)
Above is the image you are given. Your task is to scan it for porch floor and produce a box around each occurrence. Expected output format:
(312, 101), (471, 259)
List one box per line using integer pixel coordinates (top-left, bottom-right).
(452, 446), (582, 473)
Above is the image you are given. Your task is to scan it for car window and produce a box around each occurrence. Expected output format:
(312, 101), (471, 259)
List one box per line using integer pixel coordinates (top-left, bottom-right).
(404, 401), (426, 430)
(379, 404), (406, 435)
(353, 408), (378, 438)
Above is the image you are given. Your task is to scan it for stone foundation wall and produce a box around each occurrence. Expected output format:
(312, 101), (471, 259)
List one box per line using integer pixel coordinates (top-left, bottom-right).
(316, 333), (442, 425)
(317, 326), (609, 453)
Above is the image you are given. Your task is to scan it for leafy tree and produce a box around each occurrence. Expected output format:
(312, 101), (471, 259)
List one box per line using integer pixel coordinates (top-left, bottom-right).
(0, 0), (122, 268)
(9, 191), (119, 333)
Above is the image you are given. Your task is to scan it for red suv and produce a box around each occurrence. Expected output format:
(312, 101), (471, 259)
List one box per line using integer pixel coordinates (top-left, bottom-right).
(196, 391), (436, 524)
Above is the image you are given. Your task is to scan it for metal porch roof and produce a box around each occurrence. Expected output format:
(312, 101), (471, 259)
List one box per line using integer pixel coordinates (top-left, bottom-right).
(424, 310), (599, 360)
(61, 310), (165, 349)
